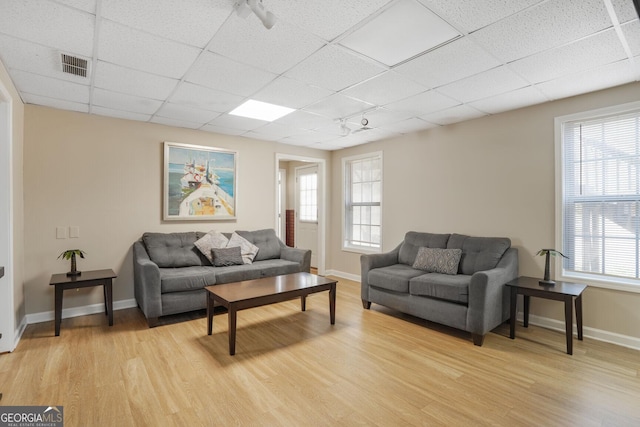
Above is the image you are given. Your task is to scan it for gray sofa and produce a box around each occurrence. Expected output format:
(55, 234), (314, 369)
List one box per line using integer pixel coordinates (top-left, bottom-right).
(361, 232), (518, 345)
(133, 229), (311, 327)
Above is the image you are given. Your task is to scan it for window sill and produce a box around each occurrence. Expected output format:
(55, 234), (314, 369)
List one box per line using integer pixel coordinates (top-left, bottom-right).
(559, 272), (640, 294)
(342, 245), (381, 255)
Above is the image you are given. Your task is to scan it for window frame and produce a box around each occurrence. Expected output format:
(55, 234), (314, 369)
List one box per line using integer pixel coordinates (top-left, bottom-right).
(342, 151), (383, 254)
(555, 100), (640, 293)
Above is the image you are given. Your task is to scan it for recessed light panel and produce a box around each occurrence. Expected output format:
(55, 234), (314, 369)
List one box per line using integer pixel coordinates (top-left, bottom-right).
(229, 99), (295, 122)
(338, 0), (460, 67)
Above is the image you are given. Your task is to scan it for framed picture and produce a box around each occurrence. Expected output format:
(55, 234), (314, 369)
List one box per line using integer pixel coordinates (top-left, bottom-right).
(163, 142), (237, 221)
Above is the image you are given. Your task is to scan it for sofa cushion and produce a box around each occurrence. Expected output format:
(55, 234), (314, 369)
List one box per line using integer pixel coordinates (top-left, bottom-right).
(413, 247), (462, 275)
(236, 229), (281, 261)
(447, 234), (511, 275)
(194, 231), (229, 265)
(159, 266), (217, 293)
(212, 246), (244, 267)
(143, 232), (202, 268)
(398, 232), (450, 266)
(368, 264), (425, 293)
(228, 232), (259, 264)
(409, 273), (471, 304)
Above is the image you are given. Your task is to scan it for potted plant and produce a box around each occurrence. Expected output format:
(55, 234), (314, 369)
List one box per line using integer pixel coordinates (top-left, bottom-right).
(536, 249), (568, 285)
(58, 249), (86, 276)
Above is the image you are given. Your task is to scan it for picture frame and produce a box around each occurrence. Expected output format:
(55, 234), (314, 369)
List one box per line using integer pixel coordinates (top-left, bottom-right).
(163, 142), (237, 221)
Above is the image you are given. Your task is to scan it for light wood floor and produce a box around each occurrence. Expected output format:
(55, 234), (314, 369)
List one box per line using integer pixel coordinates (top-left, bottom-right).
(1, 277), (639, 426)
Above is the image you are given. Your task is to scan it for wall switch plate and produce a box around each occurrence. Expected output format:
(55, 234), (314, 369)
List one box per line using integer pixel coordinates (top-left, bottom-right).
(56, 226), (67, 239)
(69, 226), (80, 238)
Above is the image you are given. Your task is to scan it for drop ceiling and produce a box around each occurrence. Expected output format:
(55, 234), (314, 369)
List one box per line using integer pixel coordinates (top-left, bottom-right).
(0, 0), (639, 151)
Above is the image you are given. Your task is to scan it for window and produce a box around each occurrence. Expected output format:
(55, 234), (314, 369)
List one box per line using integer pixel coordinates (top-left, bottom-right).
(343, 152), (382, 252)
(298, 170), (317, 222)
(557, 101), (640, 290)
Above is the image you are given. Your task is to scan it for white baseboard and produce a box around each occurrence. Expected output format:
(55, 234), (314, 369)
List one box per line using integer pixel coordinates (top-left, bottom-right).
(26, 298), (138, 325)
(325, 269), (360, 282)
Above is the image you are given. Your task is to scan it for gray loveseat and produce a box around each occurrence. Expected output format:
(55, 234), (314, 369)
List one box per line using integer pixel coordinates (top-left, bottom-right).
(133, 229), (311, 327)
(361, 232), (518, 345)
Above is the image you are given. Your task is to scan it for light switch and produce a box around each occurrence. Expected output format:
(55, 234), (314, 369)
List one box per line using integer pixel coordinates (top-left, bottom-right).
(69, 226), (80, 238)
(56, 226), (66, 239)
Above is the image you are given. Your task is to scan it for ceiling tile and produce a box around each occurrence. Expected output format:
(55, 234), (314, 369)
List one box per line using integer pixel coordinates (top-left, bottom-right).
(92, 88), (163, 114)
(281, 131), (337, 145)
(98, 20), (201, 79)
(91, 105), (151, 122)
(11, 70), (89, 103)
(622, 21), (640, 56)
(509, 29), (627, 84)
(384, 90), (459, 115)
(0, 34), (90, 84)
(419, 104), (486, 125)
(346, 107), (414, 128)
(419, 0), (543, 32)
(22, 93), (89, 113)
(394, 37), (501, 88)
(472, 0), (612, 63)
(252, 77), (333, 109)
(0, 0), (94, 57)
(536, 59), (638, 100)
(200, 124), (247, 136)
(338, 0), (460, 67)
(341, 71), (429, 106)
(101, 0), (230, 48)
(245, 122), (306, 140)
(207, 114), (266, 131)
(437, 66), (529, 103)
(611, 0), (639, 24)
(55, 0), (96, 14)
(186, 52), (277, 97)
(93, 61), (179, 100)
(274, 110), (335, 130)
(285, 45), (386, 92)
(154, 103), (220, 124)
(469, 86), (548, 114)
(150, 116), (203, 130)
(303, 94), (375, 120)
(268, 0), (393, 41)
(169, 82), (244, 113)
(380, 117), (437, 133)
(208, 16), (324, 75)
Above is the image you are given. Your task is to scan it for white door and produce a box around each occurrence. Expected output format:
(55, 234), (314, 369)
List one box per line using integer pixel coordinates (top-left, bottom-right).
(295, 165), (318, 268)
(0, 94), (14, 352)
(276, 169), (286, 241)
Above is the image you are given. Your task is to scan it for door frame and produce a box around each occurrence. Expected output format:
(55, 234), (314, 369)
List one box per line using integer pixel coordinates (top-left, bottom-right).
(0, 76), (15, 352)
(294, 164), (319, 268)
(277, 168), (286, 241)
(275, 154), (326, 275)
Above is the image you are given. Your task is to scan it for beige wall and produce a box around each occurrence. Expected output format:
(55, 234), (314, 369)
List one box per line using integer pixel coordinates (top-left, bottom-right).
(0, 59), (25, 339)
(23, 106), (329, 315)
(330, 82), (640, 340)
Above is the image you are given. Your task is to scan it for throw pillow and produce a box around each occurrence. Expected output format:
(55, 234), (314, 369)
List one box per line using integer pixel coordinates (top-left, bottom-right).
(211, 246), (244, 267)
(413, 247), (462, 275)
(227, 232), (259, 264)
(194, 231), (229, 265)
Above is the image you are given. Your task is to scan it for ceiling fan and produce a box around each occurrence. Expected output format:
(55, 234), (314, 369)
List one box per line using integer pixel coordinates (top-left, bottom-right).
(338, 115), (374, 136)
(351, 116), (373, 133)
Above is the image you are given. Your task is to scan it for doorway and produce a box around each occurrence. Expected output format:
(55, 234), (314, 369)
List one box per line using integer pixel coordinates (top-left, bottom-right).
(0, 84), (14, 353)
(295, 165), (318, 268)
(275, 154), (326, 275)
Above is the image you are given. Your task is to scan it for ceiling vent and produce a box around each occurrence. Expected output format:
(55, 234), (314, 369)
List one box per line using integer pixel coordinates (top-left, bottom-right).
(60, 53), (89, 78)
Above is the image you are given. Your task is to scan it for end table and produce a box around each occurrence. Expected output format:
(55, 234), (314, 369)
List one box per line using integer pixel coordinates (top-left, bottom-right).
(49, 268), (117, 336)
(505, 276), (587, 355)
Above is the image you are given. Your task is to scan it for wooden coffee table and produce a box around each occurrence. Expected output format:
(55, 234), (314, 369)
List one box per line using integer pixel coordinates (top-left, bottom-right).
(205, 272), (337, 355)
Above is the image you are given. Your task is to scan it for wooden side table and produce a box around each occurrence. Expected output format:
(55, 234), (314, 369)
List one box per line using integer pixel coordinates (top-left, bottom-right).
(505, 276), (587, 355)
(49, 268), (117, 336)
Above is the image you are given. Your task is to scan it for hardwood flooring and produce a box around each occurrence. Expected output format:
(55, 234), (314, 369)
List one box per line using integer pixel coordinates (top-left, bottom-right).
(1, 276), (639, 426)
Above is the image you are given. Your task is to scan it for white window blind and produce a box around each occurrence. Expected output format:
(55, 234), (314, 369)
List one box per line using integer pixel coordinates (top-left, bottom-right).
(562, 109), (640, 282)
(343, 153), (382, 252)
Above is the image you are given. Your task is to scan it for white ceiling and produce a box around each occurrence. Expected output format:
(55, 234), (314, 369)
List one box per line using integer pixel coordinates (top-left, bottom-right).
(0, 0), (639, 151)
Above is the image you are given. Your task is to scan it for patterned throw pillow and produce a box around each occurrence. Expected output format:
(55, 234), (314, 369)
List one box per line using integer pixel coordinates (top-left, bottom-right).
(211, 246), (244, 267)
(194, 231), (229, 265)
(412, 247), (462, 275)
(227, 232), (259, 264)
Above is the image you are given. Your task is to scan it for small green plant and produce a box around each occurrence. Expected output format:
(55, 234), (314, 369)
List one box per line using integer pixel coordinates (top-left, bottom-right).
(58, 249), (86, 276)
(537, 249), (568, 284)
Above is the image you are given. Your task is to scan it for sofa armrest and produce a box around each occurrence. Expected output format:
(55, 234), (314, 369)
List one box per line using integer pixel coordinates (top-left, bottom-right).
(466, 248), (519, 336)
(133, 241), (162, 322)
(280, 245), (311, 273)
(360, 244), (401, 302)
